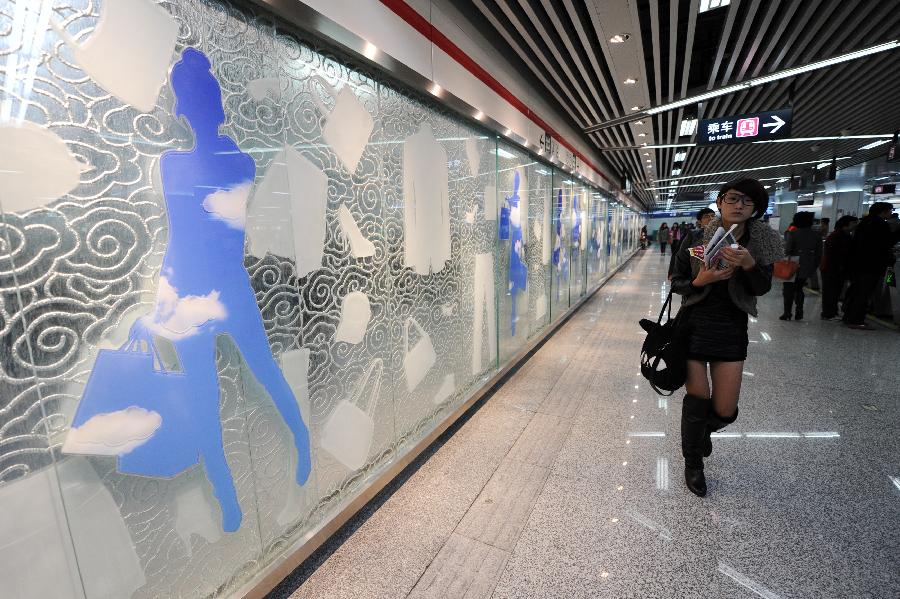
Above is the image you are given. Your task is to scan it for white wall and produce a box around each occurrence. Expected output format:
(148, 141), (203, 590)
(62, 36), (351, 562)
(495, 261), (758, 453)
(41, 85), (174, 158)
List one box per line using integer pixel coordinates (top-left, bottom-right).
(294, 0), (620, 193)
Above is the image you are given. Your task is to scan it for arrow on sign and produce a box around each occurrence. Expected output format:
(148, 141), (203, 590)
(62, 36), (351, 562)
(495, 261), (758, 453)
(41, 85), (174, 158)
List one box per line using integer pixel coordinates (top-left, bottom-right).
(763, 115), (786, 134)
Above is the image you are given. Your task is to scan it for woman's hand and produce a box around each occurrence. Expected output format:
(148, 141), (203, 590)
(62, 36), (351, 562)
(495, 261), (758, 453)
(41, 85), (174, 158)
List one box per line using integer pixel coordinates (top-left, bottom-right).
(718, 245), (756, 270)
(692, 263), (735, 287)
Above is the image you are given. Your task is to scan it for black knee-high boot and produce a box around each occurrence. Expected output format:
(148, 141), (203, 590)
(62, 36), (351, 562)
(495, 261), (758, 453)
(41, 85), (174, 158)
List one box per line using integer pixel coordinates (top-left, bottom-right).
(682, 394), (708, 497)
(703, 406), (738, 457)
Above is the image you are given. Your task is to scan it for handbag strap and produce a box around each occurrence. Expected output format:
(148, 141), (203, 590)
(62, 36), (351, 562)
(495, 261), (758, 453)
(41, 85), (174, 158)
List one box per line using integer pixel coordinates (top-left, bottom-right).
(656, 290), (674, 325)
(350, 358), (384, 417)
(404, 317), (428, 354)
(123, 323), (165, 372)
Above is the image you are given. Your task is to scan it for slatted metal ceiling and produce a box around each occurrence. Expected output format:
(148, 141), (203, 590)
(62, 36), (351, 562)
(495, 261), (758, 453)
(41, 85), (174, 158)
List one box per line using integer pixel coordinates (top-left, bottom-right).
(460, 0), (900, 210)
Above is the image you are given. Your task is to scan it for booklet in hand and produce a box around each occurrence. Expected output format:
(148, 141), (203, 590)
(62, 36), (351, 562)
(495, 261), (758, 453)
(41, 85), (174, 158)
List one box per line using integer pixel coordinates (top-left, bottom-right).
(703, 224), (738, 270)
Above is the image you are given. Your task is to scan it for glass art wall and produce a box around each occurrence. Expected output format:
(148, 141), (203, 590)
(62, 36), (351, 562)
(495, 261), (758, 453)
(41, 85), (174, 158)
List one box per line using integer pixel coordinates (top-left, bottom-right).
(0, 1), (643, 597)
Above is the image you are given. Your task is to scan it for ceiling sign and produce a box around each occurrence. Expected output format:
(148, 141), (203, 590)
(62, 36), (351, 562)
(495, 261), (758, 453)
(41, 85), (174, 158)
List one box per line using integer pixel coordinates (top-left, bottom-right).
(697, 108), (792, 146)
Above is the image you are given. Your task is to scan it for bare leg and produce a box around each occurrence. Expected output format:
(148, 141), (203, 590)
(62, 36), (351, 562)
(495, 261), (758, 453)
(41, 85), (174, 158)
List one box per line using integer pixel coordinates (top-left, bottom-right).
(709, 361), (743, 418)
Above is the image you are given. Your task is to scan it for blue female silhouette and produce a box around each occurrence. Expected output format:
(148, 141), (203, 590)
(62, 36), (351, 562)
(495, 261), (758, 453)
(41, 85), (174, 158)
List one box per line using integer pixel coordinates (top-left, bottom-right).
(552, 189), (567, 299)
(68, 49), (312, 532)
(504, 171), (527, 335)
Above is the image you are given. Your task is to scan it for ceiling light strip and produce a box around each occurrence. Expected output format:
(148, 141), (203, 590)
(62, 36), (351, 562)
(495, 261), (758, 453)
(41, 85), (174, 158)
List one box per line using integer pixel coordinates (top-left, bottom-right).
(651, 157), (853, 184)
(600, 133), (893, 151)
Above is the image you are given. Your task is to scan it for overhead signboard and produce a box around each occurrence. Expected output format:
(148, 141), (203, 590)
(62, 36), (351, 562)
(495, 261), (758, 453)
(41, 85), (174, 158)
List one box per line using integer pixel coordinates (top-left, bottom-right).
(697, 108), (793, 146)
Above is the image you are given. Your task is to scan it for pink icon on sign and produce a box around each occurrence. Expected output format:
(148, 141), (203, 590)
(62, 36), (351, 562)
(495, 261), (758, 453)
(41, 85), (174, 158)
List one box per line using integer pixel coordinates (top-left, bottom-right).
(736, 117), (759, 138)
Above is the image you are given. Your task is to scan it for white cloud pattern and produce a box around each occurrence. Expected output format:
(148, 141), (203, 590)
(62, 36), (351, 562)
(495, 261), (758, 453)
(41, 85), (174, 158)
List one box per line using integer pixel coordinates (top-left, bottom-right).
(62, 407), (162, 456)
(148, 276), (227, 339)
(201, 181), (251, 229)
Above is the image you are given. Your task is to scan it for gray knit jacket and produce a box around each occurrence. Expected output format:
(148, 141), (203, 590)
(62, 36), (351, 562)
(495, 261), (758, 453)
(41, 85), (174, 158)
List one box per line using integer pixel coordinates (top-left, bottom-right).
(671, 217), (784, 317)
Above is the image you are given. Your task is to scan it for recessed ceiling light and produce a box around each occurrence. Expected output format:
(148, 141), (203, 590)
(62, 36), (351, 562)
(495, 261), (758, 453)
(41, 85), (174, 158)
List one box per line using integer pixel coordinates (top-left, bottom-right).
(363, 42), (379, 60)
(631, 105), (643, 111)
(671, 169), (682, 176)
(673, 151), (687, 161)
(638, 132), (647, 137)
(634, 120), (645, 125)
(623, 78), (637, 85)
(679, 118), (698, 137)
(646, 159), (652, 162)
(610, 33), (631, 43)
(643, 152), (650, 156)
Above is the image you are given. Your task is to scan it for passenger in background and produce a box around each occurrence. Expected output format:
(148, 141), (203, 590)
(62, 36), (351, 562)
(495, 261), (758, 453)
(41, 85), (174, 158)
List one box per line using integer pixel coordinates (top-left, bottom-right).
(671, 178), (782, 497)
(669, 207), (715, 278)
(780, 211), (822, 321)
(820, 215), (858, 321)
(671, 223), (681, 250)
(657, 223), (669, 254)
(640, 225), (648, 249)
(843, 202), (898, 330)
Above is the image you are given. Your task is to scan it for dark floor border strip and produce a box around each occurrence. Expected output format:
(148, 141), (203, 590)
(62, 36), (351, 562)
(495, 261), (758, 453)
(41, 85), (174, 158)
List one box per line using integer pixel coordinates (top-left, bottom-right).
(231, 251), (639, 599)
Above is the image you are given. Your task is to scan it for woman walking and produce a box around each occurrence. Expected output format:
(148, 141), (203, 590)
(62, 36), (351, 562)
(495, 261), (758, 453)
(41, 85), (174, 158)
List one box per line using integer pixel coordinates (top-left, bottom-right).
(780, 211), (822, 320)
(670, 178), (782, 496)
(657, 223), (669, 254)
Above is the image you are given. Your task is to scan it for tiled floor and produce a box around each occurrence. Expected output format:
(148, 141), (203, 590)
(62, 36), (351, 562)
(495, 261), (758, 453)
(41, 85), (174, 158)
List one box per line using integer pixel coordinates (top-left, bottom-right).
(269, 250), (900, 599)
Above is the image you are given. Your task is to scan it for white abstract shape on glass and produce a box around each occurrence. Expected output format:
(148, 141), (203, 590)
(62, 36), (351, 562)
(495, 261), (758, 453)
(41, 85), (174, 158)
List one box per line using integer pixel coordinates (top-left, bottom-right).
(338, 204), (375, 258)
(57, 459), (147, 598)
(482, 184), (497, 221)
(464, 208), (476, 224)
(510, 168), (528, 238)
(335, 291), (371, 344)
(174, 469), (222, 555)
(311, 76), (374, 174)
(146, 277), (227, 339)
(0, 465), (82, 598)
(403, 317), (436, 392)
(50, 0), (178, 112)
(201, 182), (251, 229)
(278, 347), (316, 526)
(0, 122), (82, 212)
(472, 252), (497, 375)
(402, 122), (451, 275)
(535, 290), (548, 319)
(465, 137), (480, 177)
(61, 407), (162, 456)
(320, 359), (383, 471)
(247, 77), (281, 101)
(441, 302), (456, 316)
(246, 145), (328, 278)
(433, 374), (456, 405)
(542, 188), (553, 265)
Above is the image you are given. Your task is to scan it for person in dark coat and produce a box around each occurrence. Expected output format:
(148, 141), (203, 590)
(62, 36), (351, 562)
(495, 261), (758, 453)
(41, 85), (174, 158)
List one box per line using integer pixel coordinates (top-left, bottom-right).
(657, 223), (669, 254)
(668, 207), (715, 278)
(780, 212), (822, 321)
(820, 215), (858, 320)
(843, 202), (898, 329)
(670, 178), (782, 497)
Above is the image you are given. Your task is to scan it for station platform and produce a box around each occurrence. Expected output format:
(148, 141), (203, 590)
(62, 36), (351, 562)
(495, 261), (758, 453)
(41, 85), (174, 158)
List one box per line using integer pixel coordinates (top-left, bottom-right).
(270, 250), (900, 599)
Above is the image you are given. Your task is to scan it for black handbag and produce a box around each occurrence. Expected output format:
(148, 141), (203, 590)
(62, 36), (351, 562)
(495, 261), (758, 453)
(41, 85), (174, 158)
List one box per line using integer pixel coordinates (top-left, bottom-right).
(639, 290), (687, 395)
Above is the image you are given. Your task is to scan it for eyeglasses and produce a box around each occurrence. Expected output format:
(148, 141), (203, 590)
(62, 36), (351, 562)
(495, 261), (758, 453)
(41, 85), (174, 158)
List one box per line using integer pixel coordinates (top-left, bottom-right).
(719, 192), (755, 207)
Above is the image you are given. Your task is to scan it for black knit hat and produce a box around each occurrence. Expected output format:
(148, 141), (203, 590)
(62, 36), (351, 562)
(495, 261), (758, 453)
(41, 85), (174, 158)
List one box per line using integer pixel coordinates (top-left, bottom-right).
(717, 178), (769, 219)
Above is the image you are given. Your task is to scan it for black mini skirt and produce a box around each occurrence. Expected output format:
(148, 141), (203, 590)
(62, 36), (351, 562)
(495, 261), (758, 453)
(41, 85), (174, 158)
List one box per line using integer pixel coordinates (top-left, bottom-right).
(680, 300), (749, 363)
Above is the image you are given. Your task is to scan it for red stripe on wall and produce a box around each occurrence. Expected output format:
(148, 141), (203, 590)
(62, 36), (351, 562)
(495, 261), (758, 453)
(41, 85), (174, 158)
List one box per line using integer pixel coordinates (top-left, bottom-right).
(378, 0), (614, 187)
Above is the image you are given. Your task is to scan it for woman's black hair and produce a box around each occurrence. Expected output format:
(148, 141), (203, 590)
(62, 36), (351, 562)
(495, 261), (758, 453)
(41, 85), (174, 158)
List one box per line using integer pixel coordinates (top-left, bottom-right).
(834, 215), (858, 230)
(793, 211), (814, 228)
(717, 177), (769, 219)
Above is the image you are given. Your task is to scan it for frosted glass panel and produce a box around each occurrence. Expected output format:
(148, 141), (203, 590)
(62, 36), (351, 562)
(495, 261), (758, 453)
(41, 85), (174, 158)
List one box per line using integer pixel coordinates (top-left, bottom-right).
(0, 1), (640, 597)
